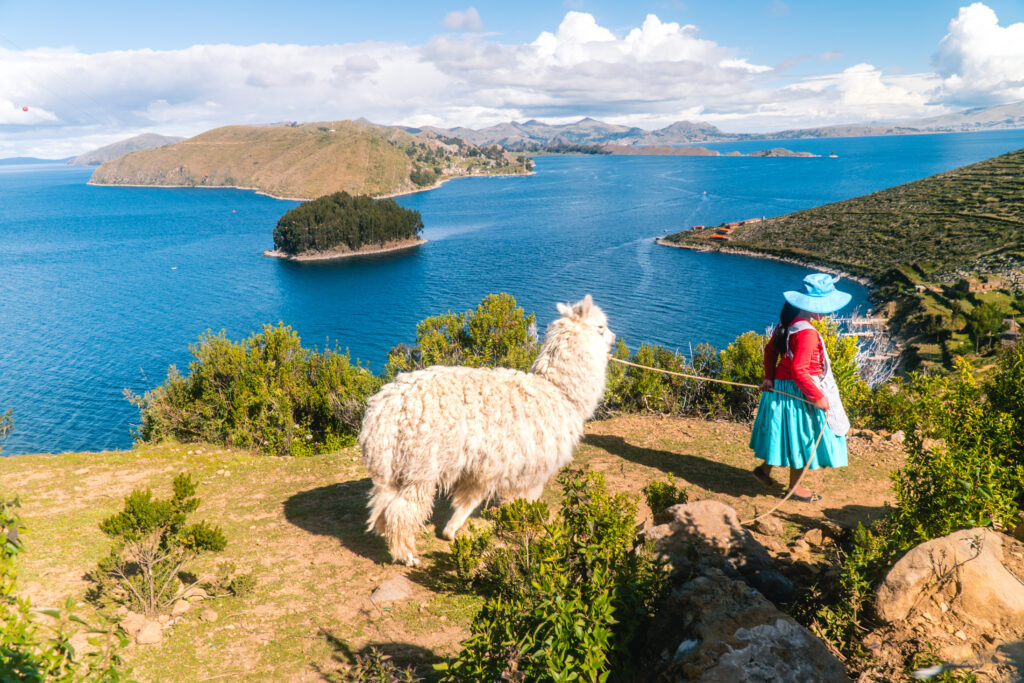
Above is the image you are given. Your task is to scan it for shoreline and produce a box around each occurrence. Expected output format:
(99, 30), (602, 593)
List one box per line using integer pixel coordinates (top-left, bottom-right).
(655, 237), (875, 289)
(263, 237), (427, 262)
(87, 169), (535, 202)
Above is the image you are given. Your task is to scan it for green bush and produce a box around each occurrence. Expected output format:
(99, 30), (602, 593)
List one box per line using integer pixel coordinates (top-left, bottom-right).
(443, 469), (667, 682)
(90, 474), (226, 617)
(603, 342), (727, 418)
(642, 477), (689, 515)
(987, 336), (1024, 465)
(129, 323), (382, 456)
(385, 293), (540, 375)
(719, 331), (769, 419)
(1, 499), (131, 682)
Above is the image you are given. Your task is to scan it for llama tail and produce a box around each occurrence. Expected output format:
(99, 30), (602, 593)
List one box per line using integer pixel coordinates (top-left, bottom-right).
(366, 480), (434, 566)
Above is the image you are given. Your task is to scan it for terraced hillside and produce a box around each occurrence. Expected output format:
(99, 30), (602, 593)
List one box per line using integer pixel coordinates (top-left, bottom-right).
(90, 121), (530, 199)
(663, 147), (1024, 280)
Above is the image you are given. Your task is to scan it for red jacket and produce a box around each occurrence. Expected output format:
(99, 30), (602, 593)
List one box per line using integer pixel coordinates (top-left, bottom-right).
(763, 326), (825, 402)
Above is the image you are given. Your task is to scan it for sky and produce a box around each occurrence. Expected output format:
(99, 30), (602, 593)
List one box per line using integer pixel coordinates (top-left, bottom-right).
(1, 0), (1023, 158)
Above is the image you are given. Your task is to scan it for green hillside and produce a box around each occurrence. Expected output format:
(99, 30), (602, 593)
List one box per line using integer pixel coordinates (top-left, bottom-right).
(663, 147), (1024, 279)
(89, 121), (531, 199)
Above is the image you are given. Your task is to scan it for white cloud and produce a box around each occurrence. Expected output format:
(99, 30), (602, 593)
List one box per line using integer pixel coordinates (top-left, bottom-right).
(443, 7), (484, 32)
(2, 5), (1022, 157)
(932, 2), (1024, 104)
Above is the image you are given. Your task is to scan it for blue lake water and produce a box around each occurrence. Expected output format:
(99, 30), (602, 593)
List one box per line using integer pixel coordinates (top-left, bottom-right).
(2, 129), (1023, 456)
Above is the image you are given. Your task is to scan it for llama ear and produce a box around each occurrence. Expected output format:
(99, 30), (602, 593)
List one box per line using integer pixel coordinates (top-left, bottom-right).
(573, 294), (593, 317)
(556, 302), (573, 318)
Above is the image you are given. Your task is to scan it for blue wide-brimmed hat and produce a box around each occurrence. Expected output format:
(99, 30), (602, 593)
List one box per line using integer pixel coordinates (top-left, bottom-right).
(783, 273), (852, 314)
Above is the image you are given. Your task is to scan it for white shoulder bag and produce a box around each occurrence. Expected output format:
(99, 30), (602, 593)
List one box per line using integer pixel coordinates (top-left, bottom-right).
(785, 321), (851, 437)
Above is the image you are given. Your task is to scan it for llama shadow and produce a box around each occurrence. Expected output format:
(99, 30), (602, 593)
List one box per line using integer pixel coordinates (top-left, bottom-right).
(282, 478), (390, 563)
(582, 433), (764, 498)
(315, 628), (444, 682)
(282, 478), (460, 566)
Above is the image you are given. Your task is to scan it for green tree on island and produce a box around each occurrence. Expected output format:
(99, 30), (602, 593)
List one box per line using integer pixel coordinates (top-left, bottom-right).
(273, 191), (423, 256)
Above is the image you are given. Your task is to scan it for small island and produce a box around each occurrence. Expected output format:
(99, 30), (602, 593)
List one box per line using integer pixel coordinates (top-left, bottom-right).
(264, 191), (426, 261)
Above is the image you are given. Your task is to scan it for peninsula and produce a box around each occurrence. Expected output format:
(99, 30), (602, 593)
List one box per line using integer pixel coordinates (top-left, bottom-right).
(264, 191), (425, 261)
(660, 147), (1024, 369)
(88, 120), (533, 200)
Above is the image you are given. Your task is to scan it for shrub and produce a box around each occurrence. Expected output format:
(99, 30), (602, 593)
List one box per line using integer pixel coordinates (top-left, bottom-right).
(443, 469), (667, 682)
(0, 409), (10, 453)
(642, 476), (689, 515)
(891, 358), (1021, 541)
(385, 293), (539, 375)
(338, 647), (421, 683)
(603, 342), (727, 418)
(129, 323), (382, 456)
(719, 331), (769, 419)
(90, 473), (226, 617)
(1, 499), (131, 681)
(987, 336), (1024, 465)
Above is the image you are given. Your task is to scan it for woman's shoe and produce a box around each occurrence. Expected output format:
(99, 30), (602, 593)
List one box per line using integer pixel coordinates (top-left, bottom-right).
(753, 465), (775, 488)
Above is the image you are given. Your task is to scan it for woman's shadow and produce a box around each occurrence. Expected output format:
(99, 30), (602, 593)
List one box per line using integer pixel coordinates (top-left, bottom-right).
(582, 433), (765, 498)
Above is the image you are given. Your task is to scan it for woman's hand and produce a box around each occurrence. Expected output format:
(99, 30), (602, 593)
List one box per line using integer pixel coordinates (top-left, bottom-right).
(760, 379), (774, 392)
(813, 396), (830, 411)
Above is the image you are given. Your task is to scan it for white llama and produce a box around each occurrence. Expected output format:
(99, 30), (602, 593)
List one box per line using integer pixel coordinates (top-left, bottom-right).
(360, 295), (615, 566)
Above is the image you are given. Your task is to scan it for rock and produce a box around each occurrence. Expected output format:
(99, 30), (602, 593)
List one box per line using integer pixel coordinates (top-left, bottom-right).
(802, 528), (825, 547)
(752, 516), (785, 538)
(183, 586), (208, 601)
(645, 569), (849, 682)
(200, 609), (219, 623)
(119, 611), (147, 637)
(157, 614), (170, 625)
(171, 599), (191, 616)
(876, 528), (1024, 631)
(890, 430), (906, 444)
(646, 501), (793, 602)
(371, 575), (416, 604)
(136, 620), (162, 644)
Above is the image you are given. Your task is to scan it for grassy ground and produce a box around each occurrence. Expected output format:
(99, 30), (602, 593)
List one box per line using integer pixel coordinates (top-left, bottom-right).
(0, 415), (904, 681)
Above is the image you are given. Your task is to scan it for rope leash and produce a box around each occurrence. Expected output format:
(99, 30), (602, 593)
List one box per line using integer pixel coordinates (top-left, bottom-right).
(607, 355), (828, 525)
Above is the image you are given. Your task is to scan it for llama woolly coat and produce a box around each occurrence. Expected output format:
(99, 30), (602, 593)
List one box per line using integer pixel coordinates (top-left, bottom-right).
(360, 295), (614, 565)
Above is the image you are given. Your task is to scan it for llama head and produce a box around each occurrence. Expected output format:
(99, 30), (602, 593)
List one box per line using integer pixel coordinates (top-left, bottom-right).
(532, 295), (614, 419)
(555, 294), (616, 353)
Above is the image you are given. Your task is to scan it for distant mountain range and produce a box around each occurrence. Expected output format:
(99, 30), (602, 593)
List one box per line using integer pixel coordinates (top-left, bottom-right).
(404, 100), (1024, 147)
(68, 133), (183, 166)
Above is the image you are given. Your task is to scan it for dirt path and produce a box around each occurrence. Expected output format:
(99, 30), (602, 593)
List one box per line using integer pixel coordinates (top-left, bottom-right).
(0, 415), (903, 681)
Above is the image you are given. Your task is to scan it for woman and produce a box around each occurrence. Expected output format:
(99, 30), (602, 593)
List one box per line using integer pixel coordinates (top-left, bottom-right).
(749, 273), (852, 502)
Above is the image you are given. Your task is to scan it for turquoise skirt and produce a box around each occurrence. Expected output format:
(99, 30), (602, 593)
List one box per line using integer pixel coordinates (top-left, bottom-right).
(749, 379), (847, 470)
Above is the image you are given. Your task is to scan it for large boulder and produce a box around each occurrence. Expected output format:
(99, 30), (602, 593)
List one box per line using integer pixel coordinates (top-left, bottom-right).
(876, 528), (1024, 632)
(645, 500), (793, 602)
(645, 569), (849, 682)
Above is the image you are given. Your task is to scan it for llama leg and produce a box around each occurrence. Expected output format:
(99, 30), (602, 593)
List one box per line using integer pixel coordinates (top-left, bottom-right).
(373, 482), (435, 566)
(442, 483), (487, 541)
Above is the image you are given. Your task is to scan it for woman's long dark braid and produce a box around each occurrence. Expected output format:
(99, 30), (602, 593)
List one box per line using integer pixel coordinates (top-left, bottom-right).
(771, 301), (802, 356)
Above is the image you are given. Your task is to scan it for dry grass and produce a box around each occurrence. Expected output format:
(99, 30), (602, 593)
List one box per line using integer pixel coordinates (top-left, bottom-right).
(0, 415), (903, 681)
